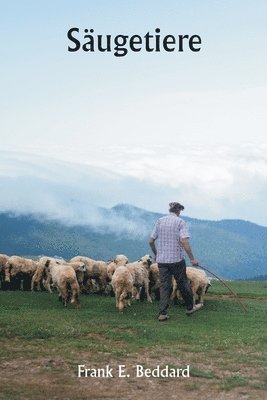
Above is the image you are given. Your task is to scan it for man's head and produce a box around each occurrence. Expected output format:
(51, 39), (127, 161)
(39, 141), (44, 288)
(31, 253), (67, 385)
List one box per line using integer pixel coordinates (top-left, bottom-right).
(169, 202), (184, 214)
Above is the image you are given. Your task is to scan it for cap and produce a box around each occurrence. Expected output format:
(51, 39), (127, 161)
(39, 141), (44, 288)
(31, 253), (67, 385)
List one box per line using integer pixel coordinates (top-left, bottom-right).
(169, 202), (184, 212)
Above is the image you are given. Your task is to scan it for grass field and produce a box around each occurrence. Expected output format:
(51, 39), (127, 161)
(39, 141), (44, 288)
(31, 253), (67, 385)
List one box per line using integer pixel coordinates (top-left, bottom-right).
(0, 280), (266, 400)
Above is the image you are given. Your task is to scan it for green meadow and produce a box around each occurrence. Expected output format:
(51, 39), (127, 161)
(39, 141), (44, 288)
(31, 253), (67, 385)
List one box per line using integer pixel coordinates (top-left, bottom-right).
(0, 281), (266, 400)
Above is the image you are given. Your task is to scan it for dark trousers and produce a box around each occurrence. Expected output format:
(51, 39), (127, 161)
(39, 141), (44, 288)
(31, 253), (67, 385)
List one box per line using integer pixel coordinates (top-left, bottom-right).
(158, 259), (193, 314)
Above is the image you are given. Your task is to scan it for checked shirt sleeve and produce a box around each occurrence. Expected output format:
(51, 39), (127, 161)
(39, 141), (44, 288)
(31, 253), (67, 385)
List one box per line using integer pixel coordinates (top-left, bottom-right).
(179, 219), (190, 240)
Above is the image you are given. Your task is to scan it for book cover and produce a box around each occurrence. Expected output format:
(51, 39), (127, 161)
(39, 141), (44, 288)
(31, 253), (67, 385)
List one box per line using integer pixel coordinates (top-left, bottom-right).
(0, 1), (266, 399)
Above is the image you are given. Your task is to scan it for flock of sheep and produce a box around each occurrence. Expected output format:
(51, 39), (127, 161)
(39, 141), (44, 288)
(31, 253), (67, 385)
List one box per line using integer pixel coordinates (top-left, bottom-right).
(0, 253), (211, 312)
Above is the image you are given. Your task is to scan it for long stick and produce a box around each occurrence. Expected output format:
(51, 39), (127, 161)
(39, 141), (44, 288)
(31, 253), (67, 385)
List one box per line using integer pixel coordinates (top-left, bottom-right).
(197, 265), (249, 313)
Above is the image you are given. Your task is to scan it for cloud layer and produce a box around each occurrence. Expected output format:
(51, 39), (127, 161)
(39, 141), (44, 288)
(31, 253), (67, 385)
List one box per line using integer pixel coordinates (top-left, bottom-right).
(1, 144), (267, 227)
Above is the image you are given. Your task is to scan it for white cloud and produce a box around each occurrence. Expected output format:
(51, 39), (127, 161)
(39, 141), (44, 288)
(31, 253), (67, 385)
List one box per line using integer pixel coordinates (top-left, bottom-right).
(0, 144), (267, 227)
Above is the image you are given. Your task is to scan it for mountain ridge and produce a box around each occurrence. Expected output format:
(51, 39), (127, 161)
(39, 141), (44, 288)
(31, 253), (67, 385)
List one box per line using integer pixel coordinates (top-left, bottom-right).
(1, 203), (267, 280)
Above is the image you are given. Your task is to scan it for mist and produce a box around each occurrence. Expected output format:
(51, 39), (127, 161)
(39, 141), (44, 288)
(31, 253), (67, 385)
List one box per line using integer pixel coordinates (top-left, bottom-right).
(1, 147), (267, 228)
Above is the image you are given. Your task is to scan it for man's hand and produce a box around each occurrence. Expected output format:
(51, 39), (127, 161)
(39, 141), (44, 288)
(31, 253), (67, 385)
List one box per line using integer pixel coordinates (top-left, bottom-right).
(190, 259), (199, 267)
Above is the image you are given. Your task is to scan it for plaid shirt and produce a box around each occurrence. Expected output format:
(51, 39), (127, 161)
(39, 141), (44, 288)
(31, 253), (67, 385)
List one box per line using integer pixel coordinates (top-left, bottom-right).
(150, 212), (190, 263)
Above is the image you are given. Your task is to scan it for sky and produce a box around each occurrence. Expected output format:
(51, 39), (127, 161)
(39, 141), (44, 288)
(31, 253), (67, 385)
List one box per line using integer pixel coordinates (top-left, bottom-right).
(1, 1), (267, 226)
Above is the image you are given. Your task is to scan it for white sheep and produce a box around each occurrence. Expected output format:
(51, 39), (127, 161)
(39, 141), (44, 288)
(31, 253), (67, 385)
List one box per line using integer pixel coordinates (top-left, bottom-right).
(0, 254), (9, 289)
(111, 265), (134, 312)
(107, 254), (129, 281)
(126, 255), (153, 303)
(71, 256), (109, 294)
(31, 257), (66, 292)
(46, 261), (80, 307)
(5, 256), (38, 291)
(69, 261), (86, 288)
(171, 267), (211, 305)
(31, 257), (86, 293)
(148, 263), (161, 301)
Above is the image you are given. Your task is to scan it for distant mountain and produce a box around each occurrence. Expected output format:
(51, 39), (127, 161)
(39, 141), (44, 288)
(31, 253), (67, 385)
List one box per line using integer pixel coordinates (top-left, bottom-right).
(1, 203), (267, 280)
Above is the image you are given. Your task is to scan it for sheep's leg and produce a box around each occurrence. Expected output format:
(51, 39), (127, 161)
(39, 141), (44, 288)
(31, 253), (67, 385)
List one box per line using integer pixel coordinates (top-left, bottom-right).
(115, 288), (121, 308)
(31, 275), (36, 291)
(170, 278), (177, 301)
(60, 285), (68, 307)
(48, 276), (53, 292)
(98, 277), (106, 293)
(144, 281), (153, 303)
(43, 276), (52, 293)
(131, 287), (138, 299)
(135, 286), (140, 300)
(4, 263), (11, 283)
(70, 279), (80, 307)
(190, 282), (198, 305)
(125, 292), (132, 307)
(170, 287), (176, 301)
(118, 292), (126, 312)
(71, 290), (80, 307)
(198, 287), (205, 304)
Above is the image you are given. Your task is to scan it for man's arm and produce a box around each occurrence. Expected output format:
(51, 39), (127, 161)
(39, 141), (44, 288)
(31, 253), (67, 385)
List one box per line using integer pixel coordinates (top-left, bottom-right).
(180, 238), (199, 266)
(149, 238), (157, 257)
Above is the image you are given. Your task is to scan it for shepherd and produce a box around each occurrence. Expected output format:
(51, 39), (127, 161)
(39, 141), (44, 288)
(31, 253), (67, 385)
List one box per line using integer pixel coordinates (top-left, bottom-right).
(149, 202), (203, 321)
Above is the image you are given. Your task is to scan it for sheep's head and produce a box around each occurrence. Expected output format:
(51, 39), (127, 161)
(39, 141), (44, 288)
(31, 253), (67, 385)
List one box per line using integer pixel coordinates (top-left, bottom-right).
(77, 262), (86, 272)
(139, 255), (153, 268)
(205, 282), (212, 294)
(115, 254), (128, 265)
(45, 260), (59, 273)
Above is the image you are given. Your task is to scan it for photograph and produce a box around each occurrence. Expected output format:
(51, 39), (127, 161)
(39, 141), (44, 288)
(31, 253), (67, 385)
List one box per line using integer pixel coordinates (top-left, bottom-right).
(0, 1), (266, 399)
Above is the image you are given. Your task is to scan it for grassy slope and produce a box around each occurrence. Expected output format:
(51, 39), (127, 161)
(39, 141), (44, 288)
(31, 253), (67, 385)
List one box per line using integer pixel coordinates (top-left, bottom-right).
(209, 280), (267, 297)
(0, 281), (266, 399)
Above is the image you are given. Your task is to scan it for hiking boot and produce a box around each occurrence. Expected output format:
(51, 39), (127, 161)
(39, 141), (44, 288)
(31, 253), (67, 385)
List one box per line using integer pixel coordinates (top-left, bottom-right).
(158, 314), (169, 321)
(186, 303), (203, 315)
